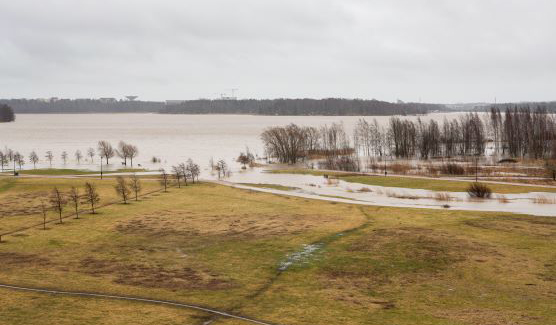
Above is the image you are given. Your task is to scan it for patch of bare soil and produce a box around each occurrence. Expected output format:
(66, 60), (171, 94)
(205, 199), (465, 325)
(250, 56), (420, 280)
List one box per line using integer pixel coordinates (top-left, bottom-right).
(0, 192), (47, 217)
(325, 227), (498, 284)
(464, 216), (556, 238)
(0, 252), (51, 267)
(116, 210), (337, 239)
(79, 257), (233, 290)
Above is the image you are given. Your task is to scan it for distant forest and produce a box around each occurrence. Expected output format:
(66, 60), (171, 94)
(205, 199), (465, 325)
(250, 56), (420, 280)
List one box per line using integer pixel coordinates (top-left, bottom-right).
(1, 99), (164, 113)
(1, 98), (444, 116)
(0, 104), (15, 122)
(160, 99), (444, 116)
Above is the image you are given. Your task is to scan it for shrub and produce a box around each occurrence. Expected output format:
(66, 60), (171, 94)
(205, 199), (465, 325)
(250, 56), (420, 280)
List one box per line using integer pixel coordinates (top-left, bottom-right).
(389, 163), (411, 174)
(498, 158), (518, 164)
(467, 183), (492, 199)
(440, 163), (465, 175)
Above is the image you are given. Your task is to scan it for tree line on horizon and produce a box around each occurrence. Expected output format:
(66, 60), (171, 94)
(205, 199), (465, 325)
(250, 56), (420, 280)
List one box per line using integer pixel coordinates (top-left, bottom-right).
(1, 98), (443, 115)
(160, 98), (443, 116)
(0, 104), (15, 122)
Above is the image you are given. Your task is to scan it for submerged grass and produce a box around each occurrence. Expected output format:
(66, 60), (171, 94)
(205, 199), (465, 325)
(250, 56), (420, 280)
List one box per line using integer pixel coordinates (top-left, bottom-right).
(268, 168), (556, 194)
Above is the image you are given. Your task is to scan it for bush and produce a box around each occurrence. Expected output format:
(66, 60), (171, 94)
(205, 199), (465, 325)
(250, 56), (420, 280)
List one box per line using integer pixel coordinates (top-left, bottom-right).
(467, 183), (492, 199)
(389, 163), (411, 174)
(498, 158), (518, 164)
(440, 163), (465, 175)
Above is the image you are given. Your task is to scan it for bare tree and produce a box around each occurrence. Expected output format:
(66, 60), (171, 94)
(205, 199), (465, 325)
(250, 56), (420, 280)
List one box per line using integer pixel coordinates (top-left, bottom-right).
(49, 187), (66, 224)
(14, 152), (25, 170)
(159, 168), (170, 192)
(75, 150), (83, 164)
(178, 163), (189, 186)
(186, 159), (200, 183)
(117, 141), (129, 166)
(114, 176), (131, 204)
(45, 151), (54, 167)
(97, 140), (115, 164)
(215, 160), (227, 179)
(0, 151), (6, 172)
(29, 151), (39, 169)
(127, 145), (139, 167)
(129, 174), (142, 201)
(84, 182), (100, 214)
(40, 199), (48, 230)
(172, 165), (183, 188)
(61, 151), (68, 164)
(87, 148), (95, 163)
(68, 186), (80, 219)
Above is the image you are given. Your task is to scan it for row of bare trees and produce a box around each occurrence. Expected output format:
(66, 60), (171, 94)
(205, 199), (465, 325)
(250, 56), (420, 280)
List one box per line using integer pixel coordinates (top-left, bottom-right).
(261, 123), (353, 164)
(261, 108), (556, 171)
(490, 106), (556, 159)
(0, 141), (139, 171)
(372, 113), (486, 159)
(47, 183), (101, 227)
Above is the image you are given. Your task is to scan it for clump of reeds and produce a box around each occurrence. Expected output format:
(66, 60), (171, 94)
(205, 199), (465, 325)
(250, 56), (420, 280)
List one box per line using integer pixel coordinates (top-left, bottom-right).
(433, 192), (453, 201)
(358, 187), (372, 193)
(467, 183), (492, 199)
(533, 195), (556, 204)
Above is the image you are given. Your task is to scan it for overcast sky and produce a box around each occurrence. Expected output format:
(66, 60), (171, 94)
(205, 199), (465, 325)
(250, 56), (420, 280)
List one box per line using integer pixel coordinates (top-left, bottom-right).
(0, 0), (554, 103)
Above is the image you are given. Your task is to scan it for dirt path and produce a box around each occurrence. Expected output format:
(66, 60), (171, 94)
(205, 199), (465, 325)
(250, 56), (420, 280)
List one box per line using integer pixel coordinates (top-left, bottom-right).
(0, 283), (283, 325)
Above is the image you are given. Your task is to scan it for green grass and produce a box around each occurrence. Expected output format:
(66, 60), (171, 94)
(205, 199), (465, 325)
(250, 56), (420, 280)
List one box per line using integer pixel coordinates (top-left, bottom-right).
(0, 177), (554, 325)
(268, 168), (556, 194)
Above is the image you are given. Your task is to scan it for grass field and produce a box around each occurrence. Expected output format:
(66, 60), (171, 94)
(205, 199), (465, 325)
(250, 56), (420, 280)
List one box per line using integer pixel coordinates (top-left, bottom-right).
(268, 169), (556, 194)
(0, 176), (555, 325)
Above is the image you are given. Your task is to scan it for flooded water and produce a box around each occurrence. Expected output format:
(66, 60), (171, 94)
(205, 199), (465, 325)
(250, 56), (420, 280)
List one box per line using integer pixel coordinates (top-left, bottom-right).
(0, 112), (466, 172)
(227, 169), (556, 217)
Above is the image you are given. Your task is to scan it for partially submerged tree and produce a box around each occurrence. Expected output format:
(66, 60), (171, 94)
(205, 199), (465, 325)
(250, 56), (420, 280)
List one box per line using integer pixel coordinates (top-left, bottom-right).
(75, 150), (83, 164)
(159, 168), (170, 192)
(29, 151), (39, 168)
(14, 152), (25, 170)
(84, 182), (100, 214)
(127, 144), (139, 167)
(0, 151), (7, 172)
(68, 186), (80, 219)
(45, 151), (54, 167)
(129, 174), (142, 201)
(114, 176), (131, 204)
(61, 151), (68, 164)
(236, 152), (254, 169)
(215, 160), (227, 179)
(49, 187), (67, 224)
(87, 147), (95, 163)
(97, 140), (115, 164)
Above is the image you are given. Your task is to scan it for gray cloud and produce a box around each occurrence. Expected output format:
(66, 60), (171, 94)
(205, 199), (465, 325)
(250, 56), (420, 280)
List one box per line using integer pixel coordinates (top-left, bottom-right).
(1, 0), (554, 102)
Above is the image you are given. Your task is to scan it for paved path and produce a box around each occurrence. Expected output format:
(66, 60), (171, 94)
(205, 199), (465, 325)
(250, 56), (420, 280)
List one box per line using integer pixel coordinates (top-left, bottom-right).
(0, 283), (282, 325)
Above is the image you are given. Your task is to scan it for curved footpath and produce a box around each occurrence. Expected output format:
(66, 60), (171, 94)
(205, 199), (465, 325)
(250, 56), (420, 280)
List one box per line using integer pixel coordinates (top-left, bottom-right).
(0, 284), (282, 325)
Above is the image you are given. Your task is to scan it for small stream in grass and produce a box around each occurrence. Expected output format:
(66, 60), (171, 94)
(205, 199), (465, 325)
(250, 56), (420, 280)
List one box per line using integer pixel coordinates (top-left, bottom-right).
(226, 168), (556, 217)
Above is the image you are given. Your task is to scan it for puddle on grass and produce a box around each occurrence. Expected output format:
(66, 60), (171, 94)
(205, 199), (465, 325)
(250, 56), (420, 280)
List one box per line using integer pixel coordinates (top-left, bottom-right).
(278, 243), (323, 271)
